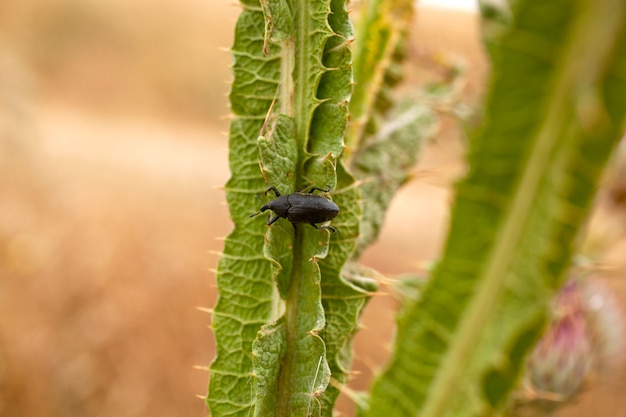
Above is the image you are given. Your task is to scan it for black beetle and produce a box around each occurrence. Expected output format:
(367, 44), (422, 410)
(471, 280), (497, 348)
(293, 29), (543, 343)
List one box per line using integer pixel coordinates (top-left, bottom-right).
(250, 186), (339, 233)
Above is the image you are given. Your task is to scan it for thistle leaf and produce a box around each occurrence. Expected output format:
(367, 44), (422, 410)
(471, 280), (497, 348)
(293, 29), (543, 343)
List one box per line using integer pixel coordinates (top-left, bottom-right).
(220, 0), (359, 416)
(367, 0), (626, 416)
(348, 0), (415, 153)
(207, 6), (281, 416)
(351, 102), (437, 258)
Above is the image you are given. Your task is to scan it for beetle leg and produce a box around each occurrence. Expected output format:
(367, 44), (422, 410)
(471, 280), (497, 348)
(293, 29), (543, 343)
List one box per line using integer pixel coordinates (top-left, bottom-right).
(310, 223), (338, 234)
(267, 215), (280, 225)
(306, 185), (331, 194)
(264, 186), (281, 197)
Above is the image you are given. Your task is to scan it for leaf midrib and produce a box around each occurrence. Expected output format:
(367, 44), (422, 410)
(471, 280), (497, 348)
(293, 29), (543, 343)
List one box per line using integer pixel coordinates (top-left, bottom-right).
(276, 1), (321, 416)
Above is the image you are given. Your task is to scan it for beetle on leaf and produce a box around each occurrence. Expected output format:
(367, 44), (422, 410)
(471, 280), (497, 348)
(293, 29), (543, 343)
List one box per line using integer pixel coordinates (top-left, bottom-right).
(250, 186), (339, 233)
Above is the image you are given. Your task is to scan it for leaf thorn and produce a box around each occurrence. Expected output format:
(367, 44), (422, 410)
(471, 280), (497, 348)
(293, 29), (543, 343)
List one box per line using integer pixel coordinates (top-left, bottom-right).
(196, 306), (214, 315)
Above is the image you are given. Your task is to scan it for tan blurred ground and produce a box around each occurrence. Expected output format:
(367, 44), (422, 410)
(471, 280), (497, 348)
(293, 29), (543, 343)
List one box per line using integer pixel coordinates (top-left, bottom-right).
(0, 2), (625, 417)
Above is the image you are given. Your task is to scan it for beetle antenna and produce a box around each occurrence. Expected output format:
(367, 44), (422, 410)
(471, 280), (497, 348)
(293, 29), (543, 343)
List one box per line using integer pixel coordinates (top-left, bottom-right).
(249, 210), (263, 218)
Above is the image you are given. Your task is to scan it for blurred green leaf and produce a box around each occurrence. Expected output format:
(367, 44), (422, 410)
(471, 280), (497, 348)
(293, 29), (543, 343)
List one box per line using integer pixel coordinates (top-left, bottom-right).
(351, 101), (437, 258)
(348, 0), (415, 152)
(367, 0), (626, 416)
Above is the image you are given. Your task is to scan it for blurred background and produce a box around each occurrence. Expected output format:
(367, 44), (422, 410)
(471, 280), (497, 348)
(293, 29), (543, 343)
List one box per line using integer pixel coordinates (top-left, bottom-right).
(0, 1), (625, 416)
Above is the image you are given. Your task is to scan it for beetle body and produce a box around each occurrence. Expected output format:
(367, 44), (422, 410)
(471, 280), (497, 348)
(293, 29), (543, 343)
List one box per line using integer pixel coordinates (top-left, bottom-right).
(250, 186), (339, 233)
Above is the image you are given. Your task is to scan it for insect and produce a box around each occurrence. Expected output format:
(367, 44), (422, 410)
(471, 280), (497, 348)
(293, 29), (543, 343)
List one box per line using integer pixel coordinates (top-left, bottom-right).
(250, 186), (339, 233)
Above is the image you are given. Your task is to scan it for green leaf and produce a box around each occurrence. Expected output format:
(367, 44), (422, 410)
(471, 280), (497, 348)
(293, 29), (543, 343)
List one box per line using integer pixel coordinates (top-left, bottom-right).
(260, 0), (293, 53)
(348, 0), (415, 153)
(366, 0), (626, 416)
(260, 2), (336, 416)
(251, 320), (287, 416)
(348, 0), (439, 257)
(351, 102), (437, 258)
(207, 6), (280, 416)
(241, 0), (358, 416)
